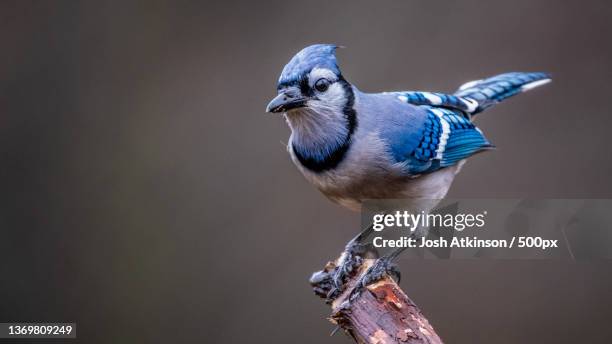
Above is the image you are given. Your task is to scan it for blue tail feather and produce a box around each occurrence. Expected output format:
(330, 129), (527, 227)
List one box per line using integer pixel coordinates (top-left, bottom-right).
(454, 72), (551, 114)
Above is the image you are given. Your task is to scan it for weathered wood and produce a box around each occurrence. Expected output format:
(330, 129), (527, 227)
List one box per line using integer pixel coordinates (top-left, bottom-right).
(315, 258), (443, 344)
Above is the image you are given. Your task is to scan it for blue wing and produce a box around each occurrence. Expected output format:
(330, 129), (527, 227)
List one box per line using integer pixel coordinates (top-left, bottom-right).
(380, 72), (550, 175)
(398, 106), (493, 174)
(379, 100), (492, 174)
(384, 72), (550, 174)
(396, 92), (479, 115)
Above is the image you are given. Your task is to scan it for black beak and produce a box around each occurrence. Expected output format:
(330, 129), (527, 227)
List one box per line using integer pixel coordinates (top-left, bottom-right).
(266, 91), (307, 113)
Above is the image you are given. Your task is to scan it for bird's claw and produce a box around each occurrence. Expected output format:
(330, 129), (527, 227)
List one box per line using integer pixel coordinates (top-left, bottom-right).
(310, 240), (370, 302)
(310, 224), (377, 302)
(326, 253), (363, 300)
(348, 256), (401, 301)
(309, 270), (333, 299)
(327, 238), (371, 298)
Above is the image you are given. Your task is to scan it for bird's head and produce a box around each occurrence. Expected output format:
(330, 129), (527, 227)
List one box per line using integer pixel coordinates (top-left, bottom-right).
(266, 44), (353, 116)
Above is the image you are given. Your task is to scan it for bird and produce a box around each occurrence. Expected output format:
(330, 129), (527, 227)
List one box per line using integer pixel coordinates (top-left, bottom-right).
(266, 44), (550, 299)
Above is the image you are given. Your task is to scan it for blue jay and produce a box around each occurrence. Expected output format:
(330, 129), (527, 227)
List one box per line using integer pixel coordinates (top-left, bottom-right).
(266, 44), (550, 299)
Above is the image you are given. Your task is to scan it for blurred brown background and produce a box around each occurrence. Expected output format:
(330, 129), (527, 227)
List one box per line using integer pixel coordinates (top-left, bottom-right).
(1, 0), (611, 343)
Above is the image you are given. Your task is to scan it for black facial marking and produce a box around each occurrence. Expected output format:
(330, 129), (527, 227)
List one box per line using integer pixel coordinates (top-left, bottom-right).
(299, 75), (313, 97)
(292, 77), (357, 173)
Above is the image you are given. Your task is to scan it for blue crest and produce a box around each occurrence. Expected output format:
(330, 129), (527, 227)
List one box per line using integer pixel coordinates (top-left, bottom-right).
(278, 44), (340, 85)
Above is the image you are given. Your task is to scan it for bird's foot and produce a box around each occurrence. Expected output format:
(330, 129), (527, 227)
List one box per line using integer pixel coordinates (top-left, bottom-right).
(325, 243), (366, 300)
(309, 269), (334, 299)
(347, 252), (402, 302)
(310, 224), (376, 302)
(309, 240), (370, 302)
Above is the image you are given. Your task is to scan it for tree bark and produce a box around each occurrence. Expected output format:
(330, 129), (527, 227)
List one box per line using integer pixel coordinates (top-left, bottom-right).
(314, 258), (443, 344)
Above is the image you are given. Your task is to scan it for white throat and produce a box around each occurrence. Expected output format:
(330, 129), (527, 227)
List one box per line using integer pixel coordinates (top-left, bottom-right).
(285, 103), (348, 155)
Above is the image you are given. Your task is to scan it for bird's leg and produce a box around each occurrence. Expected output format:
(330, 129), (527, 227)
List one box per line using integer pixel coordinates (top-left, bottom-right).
(346, 220), (432, 301)
(328, 224), (377, 297)
(309, 223), (377, 302)
(347, 246), (407, 302)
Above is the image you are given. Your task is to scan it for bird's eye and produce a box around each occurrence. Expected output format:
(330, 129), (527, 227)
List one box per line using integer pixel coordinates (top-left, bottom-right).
(314, 78), (330, 92)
